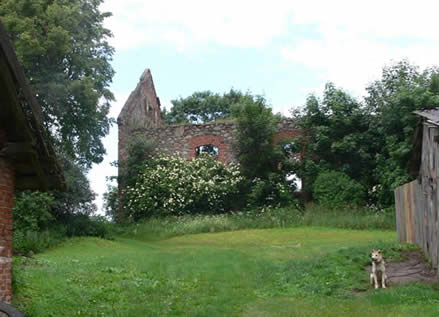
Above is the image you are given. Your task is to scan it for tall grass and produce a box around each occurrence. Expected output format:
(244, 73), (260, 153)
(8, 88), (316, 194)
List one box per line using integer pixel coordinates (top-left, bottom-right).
(13, 229), (66, 256)
(302, 204), (396, 231)
(114, 204), (396, 241)
(114, 207), (302, 241)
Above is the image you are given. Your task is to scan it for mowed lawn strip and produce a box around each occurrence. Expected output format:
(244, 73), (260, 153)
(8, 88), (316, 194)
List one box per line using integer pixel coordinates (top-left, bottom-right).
(12, 227), (439, 316)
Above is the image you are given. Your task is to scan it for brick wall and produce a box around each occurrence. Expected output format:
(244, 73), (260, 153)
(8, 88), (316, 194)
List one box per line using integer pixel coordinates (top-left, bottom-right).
(121, 121), (237, 166)
(119, 118), (300, 172)
(0, 156), (14, 303)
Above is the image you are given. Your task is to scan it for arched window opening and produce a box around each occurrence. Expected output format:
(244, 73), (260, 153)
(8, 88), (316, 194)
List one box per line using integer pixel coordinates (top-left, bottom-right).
(196, 144), (219, 157)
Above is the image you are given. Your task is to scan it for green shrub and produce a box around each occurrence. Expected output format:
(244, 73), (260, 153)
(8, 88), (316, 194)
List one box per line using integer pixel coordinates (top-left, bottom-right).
(13, 228), (66, 255)
(122, 135), (156, 189)
(247, 173), (294, 208)
(63, 214), (111, 239)
(312, 171), (366, 207)
(124, 154), (244, 219)
(103, 184), (119, 222)
(13, 191), (55, 232)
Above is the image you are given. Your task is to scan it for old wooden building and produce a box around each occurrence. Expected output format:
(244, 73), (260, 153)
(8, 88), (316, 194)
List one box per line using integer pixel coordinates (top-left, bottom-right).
(395, 109), (439, 269)
(0, 21), (64, 303)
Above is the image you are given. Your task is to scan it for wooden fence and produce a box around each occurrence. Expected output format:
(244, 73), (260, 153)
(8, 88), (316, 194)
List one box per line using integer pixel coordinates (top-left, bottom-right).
(395, 180), (439, 268)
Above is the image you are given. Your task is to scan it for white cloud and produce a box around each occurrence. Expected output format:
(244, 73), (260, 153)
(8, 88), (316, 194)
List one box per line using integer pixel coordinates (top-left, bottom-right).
(91, 0), (439, 213)
(280, 0), (439, 96)
(101, 0), (291, 51)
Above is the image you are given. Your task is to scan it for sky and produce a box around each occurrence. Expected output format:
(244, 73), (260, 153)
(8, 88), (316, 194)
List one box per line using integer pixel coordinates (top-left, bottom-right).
(89, 0), (439, 213)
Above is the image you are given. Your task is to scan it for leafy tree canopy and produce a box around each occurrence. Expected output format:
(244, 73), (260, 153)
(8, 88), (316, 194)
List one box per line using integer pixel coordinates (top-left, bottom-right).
(365, 60), (439, 205)
(291, 61), (439, 207)
(0, 0), (115, 167)
(51, 155), (97, 219)
(291, 83), (375, 198)
(231, 95), (282, 180)
(231, 96), (296, 207)
(162, 89), (254, 124)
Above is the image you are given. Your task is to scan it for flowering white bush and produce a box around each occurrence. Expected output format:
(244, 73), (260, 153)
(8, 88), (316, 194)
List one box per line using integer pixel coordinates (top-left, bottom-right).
(124, 154), (244, 219)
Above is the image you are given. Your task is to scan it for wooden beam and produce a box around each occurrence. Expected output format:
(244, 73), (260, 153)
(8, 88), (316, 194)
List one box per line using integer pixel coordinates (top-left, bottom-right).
(0, 22), (64, 191)
(1, 142), (37, 157)
(14, 174), (62, 191)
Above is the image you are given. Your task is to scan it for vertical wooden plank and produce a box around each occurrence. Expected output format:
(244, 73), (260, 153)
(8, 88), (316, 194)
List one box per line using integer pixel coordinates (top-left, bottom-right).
(400, 185), (407, 242)
(406, 181), (414, 243)
(422, 125), (430, 260)
(414, 181), (423, 247)
(395, 186), (402, 242)
(409, 181), (417, 243)
(433, 128), (439, 267)
(413, 182), (419, 245)
(429, 127), (436, 266)
(404, 182), (410, 242)
(423, 177), (428, 255)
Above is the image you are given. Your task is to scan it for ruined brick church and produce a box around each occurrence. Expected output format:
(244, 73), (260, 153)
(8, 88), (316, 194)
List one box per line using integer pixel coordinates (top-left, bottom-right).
(118, 69), (299, 185)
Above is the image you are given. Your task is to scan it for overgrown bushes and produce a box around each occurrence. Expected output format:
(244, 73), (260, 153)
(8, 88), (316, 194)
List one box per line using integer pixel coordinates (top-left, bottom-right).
(312, 171), (366, 207)
(13, 191), (55, 232)
(13, 191), (112, 255)
(124, 154), (244, 219)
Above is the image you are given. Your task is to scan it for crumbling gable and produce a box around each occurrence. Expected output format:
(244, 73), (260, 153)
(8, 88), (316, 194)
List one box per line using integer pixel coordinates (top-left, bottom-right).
(118, 69), (162, 130)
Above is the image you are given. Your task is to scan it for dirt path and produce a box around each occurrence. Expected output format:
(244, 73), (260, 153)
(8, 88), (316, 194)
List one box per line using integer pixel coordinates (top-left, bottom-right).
(367, 250), (439, 285)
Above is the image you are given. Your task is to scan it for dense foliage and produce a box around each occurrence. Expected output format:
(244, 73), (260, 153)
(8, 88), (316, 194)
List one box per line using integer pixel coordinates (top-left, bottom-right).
(312, 171), (366, 207)
(365, 60), (439, 205)
(162, 89), (254, 124)
(103, 184), (119, 222)
(232, 96), (282, 180)
(291, 83), (376, 201)
(12, 188), (110, 255)
(0, 0), (115, 167)
(120, 135), (156, 189)
(291, 60), (439, 207)
(51, 156), (97, 219)
(231, 95), (297, 207)
(124, 154), (244, 220)
(13, 191), (55, 233)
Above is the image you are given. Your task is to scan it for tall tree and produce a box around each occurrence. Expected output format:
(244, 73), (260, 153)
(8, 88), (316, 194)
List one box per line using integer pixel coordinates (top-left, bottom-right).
(51, 156), (97, 219)
(231, 96), (294, 206)
(0, 0), (115, 167)
(291, 83), (376, 199)
(231, 96), (281, 180)
(365, 60), (439, 205)
(162, 89), (253, 124)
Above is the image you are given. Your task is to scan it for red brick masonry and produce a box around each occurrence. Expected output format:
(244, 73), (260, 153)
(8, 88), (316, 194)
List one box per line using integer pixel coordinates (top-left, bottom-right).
(0, 158), (14, 303)
(188, 135), (230, 164)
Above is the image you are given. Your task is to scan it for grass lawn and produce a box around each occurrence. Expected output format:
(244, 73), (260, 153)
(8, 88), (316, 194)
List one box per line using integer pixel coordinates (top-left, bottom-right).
(12, 227), (439, 316)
